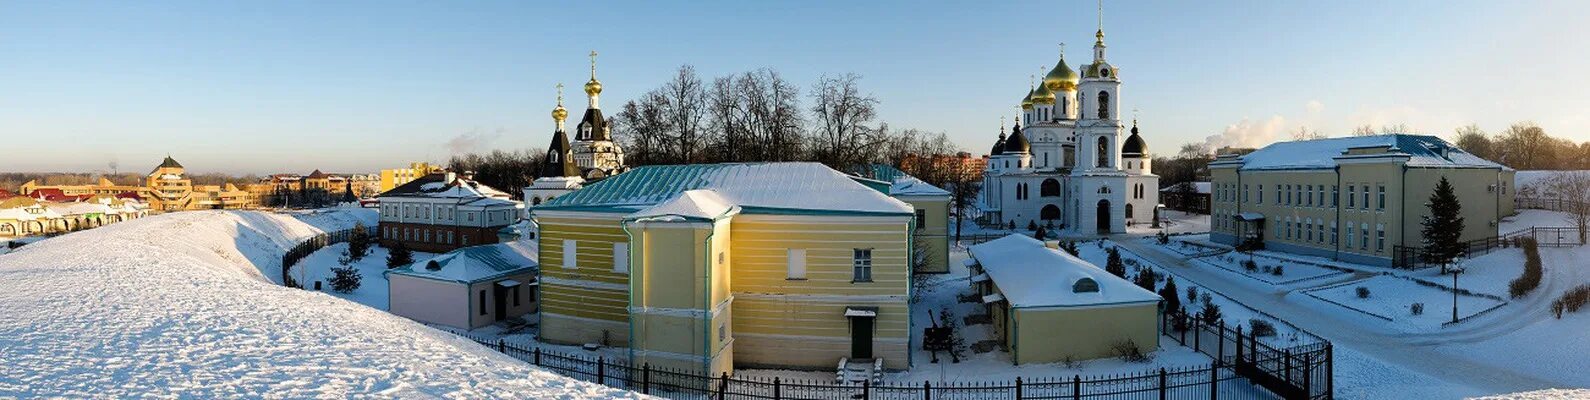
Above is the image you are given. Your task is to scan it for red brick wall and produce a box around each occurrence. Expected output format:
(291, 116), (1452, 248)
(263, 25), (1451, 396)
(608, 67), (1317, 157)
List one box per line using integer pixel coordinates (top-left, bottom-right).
(377, 221), (506, 253)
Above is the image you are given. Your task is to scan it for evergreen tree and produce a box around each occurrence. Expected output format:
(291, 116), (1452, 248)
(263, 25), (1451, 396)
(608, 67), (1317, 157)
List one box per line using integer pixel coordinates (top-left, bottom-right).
(1421, 177), (1466, 273)
(346, 222), (371, 262)
(328, 265), (362, 293)
(1199, 296), (1223, 326)
(1033, 226), (1046, 240)
(1159, 277), (1182, 312)
(386, 242), (414, 269)
(1133, 269), (1155, 291)
(1061, 241), (1079, 257)
(1105, 247), (1126, 278)
(341, 180), (357, 204)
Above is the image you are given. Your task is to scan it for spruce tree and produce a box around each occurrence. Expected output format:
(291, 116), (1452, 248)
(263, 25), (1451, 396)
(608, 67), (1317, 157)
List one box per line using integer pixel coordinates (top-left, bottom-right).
(386, 242), (414, 269)
(346, 222), (371, 262)
(1421, 177), (1466, 273)
(341, 180), (357, 204)
(1105, 247), (1126, 278)
(1159, 277), (1181, 312)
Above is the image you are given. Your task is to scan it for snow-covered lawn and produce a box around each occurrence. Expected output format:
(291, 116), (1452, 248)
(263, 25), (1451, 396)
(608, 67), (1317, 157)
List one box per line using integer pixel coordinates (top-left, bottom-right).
(1302, 275), (1505, 331)
(1500, 209), (1576, 232)
(292, 243), (438, 310)
(1077, 241), (1320, 348)
(1402, 248), (1523, 298)
(0, 209), (642, 399)
(1127, 209), (1209, 236)
(1194, 252), (1350, 286)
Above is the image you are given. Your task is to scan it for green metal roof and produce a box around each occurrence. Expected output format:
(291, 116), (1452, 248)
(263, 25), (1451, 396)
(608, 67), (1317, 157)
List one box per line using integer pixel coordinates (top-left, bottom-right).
(536, 162), (913, 216)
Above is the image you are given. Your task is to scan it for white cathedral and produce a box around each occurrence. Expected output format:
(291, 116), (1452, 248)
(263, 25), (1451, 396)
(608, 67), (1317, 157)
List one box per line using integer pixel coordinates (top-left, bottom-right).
(980, 28), (1158, 235)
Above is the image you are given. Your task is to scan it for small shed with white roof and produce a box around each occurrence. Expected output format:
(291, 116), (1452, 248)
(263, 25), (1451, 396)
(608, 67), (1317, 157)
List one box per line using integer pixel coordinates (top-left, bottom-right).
(387, 240), (539, 329)
(967, 234), (1162, 364)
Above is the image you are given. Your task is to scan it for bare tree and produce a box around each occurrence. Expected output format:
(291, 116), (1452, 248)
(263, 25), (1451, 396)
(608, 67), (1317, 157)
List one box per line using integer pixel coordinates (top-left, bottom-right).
(1545, 171), (1590, 242)
(1500, 121), (1554, 170)
(808, 73), (884, 169)
(663, 65), (709, 163)
(1291, 125), (1327, 141)
(1453, 124), (1494, 160)
(1350, 124), (1377, 137)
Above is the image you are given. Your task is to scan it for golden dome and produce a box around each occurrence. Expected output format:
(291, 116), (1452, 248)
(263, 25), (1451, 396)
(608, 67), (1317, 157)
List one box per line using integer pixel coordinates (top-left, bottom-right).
(1031, 81), (1056, 105)
(552, 83), (569, 121)
(584, 79), (602, 96)
(1044, 57), (1080, 92)
(1021, 86), (1035, 110)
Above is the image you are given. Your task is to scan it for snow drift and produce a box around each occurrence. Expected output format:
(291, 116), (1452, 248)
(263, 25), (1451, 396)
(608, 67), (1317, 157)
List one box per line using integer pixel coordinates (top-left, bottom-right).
(0, 210), (643, 399)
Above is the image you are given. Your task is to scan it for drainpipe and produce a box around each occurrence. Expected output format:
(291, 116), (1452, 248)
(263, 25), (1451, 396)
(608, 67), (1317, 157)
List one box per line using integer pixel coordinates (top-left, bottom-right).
(621, 219), (639, 367)
(701, 221), (717, 375)
(906, 216), (916, 368)
(1334, 166), (1342, 261)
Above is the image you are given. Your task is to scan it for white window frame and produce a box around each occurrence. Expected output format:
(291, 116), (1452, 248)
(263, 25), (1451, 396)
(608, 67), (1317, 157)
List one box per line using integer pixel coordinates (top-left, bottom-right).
(852, 248), (873, 283)
(563, 239), (577, 269)
(613, 243), (630, 273)
(787, 248), (807, 280)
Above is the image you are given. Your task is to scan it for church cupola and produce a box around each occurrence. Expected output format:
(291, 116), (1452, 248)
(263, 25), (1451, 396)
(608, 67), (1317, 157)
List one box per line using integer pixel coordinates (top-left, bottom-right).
(576, 50), (611, 142)
(1121, 120), (1147, 158)
(990, 124), (1007, 156)
(1004, 120), (1031, 154)
(542, 86), (580, 178)
(1043, 53), (1080, 93)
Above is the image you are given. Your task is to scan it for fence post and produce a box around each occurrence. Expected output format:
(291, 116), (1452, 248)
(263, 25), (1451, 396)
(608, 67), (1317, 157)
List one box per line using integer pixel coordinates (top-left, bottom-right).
(1283, 349), (1292, 382)
(533, 347), (542, 366)
(924, 380), (931, 400)
(1217, 320), (1225, 361)
(1193, 318), (1201, 352)
(1249, 330), (1257, 364)
(1303, 353), (1312, 396)
(863, 378), (871, 400)
(773, 377), (780, 400)
(718, 372), (729, 398)
(1157, 368), (1168, 400)
(1327, 344), (1335, 397)
(1209, 359), (1219, 400)
(497, 339), (505, 353)
(1014, 377), (1022, 400)
(1234, 327), (1244, 363)
(1072, 375), (1081, 400)
(642, 364), (651, 395)
(597, 357), (605, 385)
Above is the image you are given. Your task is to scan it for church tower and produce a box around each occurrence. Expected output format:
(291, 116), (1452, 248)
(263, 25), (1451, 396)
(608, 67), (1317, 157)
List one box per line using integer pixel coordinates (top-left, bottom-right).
(526, 84), (587, 207)
(570, 51), (627, 181)
(1068, 2), (1129, 235)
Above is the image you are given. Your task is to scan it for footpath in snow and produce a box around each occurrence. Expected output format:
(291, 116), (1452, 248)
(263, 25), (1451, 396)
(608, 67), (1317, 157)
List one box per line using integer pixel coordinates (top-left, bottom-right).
(0, 209), (643, 399)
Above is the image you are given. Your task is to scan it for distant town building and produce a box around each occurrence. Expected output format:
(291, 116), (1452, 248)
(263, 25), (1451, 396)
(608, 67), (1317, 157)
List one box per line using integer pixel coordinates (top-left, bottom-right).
(0, 195), (147, 237)
(1208, 134), (1515, 267)
(380, 162), (444, 193)
(376, 172), (523, 253)
(898, 152), (985, 182)
(524, 84), (588, 207)
(566, 52), (628, 181)
(21, 156), (251, 212)
(387, 241), (538, 330)
(1159, 181), (1211, 214)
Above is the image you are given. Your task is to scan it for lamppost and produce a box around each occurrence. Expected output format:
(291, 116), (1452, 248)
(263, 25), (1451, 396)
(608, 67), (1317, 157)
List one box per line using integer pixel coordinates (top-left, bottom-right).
(1450, 261), (1465, 324)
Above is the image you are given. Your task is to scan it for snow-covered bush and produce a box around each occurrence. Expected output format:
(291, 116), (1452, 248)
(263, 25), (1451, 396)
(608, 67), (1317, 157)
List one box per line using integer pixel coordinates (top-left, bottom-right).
(1186, 286), (1200, 305)
(328, 265), (361, 293)
(1248, 319), (1276, 337)
(1551, 284), (1590, 319)
(1509, 238), (1543, 299)
(1243, 259), (1258, 273)
(1271, 264), (1284, 276)
(1110, 339), (1153, 362)
(1356, 286), (1371, 299)
(1410, 302), (1425, 315)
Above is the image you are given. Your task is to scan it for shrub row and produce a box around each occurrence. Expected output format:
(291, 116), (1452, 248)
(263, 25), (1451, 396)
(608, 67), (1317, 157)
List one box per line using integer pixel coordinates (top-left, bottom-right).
(1551, 284), (1590, 319)
(1507, 238), (1542, 299)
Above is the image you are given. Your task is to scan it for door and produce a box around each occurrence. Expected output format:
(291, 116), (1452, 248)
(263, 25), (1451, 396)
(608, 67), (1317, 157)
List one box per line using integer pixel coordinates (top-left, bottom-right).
(1096, 199), (1111, 233)
(492, 285), (509, 321)
(851, 316), (874, 359)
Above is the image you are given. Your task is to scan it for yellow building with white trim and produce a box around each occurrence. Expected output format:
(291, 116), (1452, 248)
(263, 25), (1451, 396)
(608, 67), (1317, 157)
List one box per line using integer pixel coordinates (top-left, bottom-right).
(532, 162), (916, 377)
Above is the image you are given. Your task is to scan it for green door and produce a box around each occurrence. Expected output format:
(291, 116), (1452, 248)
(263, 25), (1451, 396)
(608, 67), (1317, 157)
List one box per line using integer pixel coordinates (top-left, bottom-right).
(851, 316), (873, 359)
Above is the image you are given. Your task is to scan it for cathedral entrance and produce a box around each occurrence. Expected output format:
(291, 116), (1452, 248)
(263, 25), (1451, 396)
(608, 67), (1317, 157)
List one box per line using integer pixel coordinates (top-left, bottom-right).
(1096, 200), (1111, 234)
(1040, 205), (1061, 223)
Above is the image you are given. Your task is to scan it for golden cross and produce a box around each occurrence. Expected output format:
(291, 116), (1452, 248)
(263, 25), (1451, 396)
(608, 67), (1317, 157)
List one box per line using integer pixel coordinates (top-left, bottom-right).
(556, 83), (564, 105)
(588, 50), (598, 78)
(1059, 42), (1066, 57)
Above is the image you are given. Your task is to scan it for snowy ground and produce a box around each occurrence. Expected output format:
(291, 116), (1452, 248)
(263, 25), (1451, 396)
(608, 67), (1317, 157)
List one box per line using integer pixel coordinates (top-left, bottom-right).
(0, 209), (643, 399)
(1193, 252), (1350, 286)
(292, 243), (438, 310)
(1126, 209), (1210, 236)
(1302, 275), (1506, 331)
(1500, 209), (1576, 232)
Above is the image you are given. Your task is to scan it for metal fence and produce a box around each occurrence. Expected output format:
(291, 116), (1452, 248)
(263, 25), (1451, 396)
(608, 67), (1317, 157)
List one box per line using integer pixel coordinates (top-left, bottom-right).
(1393, 226), (1583, 269)
(280, 225), (378, 287)
(452, 316), (1332, 400)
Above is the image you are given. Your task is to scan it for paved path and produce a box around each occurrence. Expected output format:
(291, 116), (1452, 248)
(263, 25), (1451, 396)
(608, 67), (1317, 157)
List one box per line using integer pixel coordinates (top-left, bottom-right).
(1112, 237), (1569, 395)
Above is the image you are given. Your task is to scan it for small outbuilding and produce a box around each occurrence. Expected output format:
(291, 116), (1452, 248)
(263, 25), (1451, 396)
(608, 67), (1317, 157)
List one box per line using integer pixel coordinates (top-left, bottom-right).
(387, 240), (539, 330)
(968, 234), (1162, 364)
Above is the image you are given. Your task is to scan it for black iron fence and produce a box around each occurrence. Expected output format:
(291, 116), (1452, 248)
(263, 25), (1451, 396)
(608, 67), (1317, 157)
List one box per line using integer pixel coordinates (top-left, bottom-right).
(280, 225), (378, 287)
(1516, 196), (1588, 213)
(452, 319), (1332, 400)
(1393, 226), (1583, 269)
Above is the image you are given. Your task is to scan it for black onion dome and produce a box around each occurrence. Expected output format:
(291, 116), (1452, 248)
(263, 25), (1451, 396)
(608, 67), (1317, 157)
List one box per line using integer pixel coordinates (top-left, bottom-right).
(1122, 124), (1147, 157)
(1004, 122), (1030, 154)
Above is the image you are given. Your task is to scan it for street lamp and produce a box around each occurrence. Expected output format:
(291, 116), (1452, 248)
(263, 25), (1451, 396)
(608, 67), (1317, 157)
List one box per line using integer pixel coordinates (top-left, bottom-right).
(1449, 260), (1465, 324)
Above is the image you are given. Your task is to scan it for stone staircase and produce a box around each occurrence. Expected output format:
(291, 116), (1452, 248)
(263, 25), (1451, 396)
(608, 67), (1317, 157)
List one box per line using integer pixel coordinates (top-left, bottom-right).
(835, 358), (883, 385)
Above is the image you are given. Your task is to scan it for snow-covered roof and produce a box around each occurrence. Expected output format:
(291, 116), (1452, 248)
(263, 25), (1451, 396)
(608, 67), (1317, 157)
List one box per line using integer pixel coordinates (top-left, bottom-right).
(1159, 182), (1211, 194)
(539, 162), (914, 216)
(968, 235), (1160, 308)
(1222, 134), (1506, 171)
(392, 240), (539, 284)
(381, 173), (518, 207)
(628, 189), (739, 221)
(889, 178), (951, 197)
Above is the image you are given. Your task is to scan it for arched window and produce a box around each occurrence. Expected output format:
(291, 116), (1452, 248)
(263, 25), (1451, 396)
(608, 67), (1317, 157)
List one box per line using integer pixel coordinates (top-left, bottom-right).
(1125, 203), (1134, 219)
(1096, 137), (1109, 167)
(1072, 278), (1099, 293)
(1097, 185), (1112, 194)
(1097, 91), (1111, 119)
(1040, 179), (1061, 197)
(1041, 204), (1061, 220)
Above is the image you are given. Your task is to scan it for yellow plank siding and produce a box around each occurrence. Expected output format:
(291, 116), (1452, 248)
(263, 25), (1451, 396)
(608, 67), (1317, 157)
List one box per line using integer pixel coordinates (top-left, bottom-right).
(539, 284), (628, 322)
(731, 297), (908, 338)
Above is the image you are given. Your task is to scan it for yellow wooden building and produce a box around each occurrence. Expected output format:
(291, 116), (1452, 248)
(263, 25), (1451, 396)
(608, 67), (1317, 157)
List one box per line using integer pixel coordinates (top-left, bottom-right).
(531, 162), (917, 377)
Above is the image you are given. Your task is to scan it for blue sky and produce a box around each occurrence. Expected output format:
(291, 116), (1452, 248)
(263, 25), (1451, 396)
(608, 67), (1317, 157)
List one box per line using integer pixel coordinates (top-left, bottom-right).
(2, 0), (1586, 174)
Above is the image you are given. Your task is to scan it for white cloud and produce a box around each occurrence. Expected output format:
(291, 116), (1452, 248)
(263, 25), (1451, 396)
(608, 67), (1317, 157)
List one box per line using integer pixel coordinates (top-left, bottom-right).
(1203, 115), (1286, 151)
(445, 128), (505, 155)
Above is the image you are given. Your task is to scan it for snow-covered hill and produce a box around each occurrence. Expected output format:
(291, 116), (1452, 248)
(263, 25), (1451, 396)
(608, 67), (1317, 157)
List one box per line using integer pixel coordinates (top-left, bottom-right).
(0, 210), (644, 399)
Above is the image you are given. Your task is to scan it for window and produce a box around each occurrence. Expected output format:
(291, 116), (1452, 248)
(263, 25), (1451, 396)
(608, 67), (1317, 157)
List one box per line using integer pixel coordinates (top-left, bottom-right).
(1097, 90), (1110, 119)
(852, 249), (873, 282)
(613, 243), (630, 273)
(562, 240), (577, 269)
(1331, 222), (1338, 245)
(1275, 185), (1281, 205)
(915, 209), (926, 230)
(468, 213), (474, 222)
(1306, 221), (1314, 242)
(1376, 224), (1385, 252)
(1096, 137), (1109, 167)
(1258, 185), (1263, 204)
(1361, 185), (1370, 210)
(718, 323), (726, 342)
(1347, 185), (1356, 208)
(1073, 278), (1100, 293)
(1285, 185), (1292, 205)
(513, 286), (521, 307)
(1376, 185), (1386, 210)
(1346, 222), (1355, 248)
(1331, 185), (1339, 207)
(1243, 184), (1249, 203)
(478, 290), (487, 316)
(1306, 185), (1313, 206)
(1360, 224), (1370, 249)
(787, 249), (807, 280)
